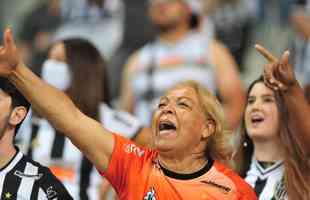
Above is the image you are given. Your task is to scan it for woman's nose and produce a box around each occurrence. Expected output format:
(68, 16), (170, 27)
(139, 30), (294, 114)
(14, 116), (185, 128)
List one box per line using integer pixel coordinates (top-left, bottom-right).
(162, 103), (174, 114)
(250, 100), (261, 110)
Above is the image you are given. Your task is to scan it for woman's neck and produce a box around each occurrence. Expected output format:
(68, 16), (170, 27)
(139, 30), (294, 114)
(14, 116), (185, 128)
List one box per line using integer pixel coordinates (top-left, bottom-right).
(253, 138), (284, 162)
(158, 153), (208, 174)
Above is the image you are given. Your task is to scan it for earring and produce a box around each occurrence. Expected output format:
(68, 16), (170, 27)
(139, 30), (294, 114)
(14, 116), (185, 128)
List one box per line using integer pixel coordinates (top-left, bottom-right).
(243, 141), (248, 147)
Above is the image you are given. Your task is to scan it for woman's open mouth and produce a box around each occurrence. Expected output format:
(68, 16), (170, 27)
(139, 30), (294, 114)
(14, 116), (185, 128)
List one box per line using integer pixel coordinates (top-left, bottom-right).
(158, 120), (177, 138)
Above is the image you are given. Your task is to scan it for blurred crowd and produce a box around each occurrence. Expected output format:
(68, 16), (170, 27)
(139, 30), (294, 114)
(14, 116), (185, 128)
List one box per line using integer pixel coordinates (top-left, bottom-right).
(2, 0), (309, 101)
(0, 0), (309, 199)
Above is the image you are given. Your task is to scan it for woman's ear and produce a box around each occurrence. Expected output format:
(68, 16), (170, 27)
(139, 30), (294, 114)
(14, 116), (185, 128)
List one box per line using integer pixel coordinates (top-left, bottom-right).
(202, 119), (216, 139)
(9, 106), (27, 126)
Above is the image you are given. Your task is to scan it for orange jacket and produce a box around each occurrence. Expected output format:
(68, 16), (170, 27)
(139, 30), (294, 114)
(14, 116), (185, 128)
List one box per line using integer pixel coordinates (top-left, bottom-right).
(100, 134), (257, 200)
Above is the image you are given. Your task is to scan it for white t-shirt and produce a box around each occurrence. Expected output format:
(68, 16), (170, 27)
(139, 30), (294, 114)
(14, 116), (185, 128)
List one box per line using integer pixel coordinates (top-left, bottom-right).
(129, 31), (216, 125)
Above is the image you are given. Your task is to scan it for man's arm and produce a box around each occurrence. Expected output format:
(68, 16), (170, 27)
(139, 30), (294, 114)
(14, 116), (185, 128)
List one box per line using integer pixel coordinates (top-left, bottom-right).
(209, 40), (245, 130)
(119, 52), (139, 113)
(0, 29), (114, 171)
(291, 11), (310, 39)
(255, 44), (310, 155)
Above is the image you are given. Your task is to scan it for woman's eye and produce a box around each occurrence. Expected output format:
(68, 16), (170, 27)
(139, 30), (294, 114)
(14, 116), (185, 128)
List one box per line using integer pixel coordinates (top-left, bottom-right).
(247, 98), (255, 104)
(178, 102), (188, 107)
(264, 97), (274, 103)
(158, 103), (165, 108)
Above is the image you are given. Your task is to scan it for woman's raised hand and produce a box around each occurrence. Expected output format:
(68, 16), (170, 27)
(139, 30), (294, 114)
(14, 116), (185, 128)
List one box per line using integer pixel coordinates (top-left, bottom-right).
(0, 28), (22, 77)
(255, 44), (297, 92)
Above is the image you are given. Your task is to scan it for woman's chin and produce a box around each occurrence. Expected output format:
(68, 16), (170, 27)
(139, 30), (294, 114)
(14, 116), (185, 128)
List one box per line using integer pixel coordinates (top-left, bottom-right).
(154, 139), (176, 153)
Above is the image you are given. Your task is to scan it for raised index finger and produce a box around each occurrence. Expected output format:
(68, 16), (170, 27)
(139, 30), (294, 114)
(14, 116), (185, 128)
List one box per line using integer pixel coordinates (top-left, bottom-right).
(3, 28), (15, 50)
(254, 44), (278, 63)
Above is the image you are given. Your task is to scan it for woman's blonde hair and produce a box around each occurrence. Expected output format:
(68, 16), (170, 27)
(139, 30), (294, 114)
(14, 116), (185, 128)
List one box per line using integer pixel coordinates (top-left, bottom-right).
(170, 80), (233, 161)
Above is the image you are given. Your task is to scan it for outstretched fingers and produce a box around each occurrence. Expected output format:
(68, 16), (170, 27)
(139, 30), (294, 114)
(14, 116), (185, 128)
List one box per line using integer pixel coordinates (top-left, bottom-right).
(254, 44), (278, 63)
(263, 63), (282, 90)
(255, 44), (296, 91)
(255, 44), (285, 90)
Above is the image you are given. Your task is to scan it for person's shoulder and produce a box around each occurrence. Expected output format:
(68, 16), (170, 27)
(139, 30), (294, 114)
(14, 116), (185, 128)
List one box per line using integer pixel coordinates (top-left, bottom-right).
(5, 151), (46, 178)
(20, 154), (53, 176)
(125, 41), (158, 73)
(20, 153), (61, 179)
(213, 161), (257, 199)
(20, 153), (43, 167)
(208, 39), (233, 58)
(14, 153), (59, 187)
(21, 155), (73, 198)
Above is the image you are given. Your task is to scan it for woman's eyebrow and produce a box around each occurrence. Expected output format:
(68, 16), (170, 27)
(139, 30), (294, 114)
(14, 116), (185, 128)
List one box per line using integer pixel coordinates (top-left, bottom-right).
(248, 94), (274, 98)
(261, 94), (275, 98)
(159, 96), (169, 102)
(177, 96), (193, 102)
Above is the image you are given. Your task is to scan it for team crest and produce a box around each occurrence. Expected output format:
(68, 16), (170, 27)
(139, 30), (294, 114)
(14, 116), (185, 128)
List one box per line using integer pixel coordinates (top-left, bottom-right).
(144, 187), (156, 200)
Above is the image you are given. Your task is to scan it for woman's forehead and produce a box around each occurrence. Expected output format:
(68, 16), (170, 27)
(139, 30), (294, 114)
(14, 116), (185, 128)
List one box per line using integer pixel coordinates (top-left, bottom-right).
(164, 86), (199, 101)
(249, 82), (274, 96)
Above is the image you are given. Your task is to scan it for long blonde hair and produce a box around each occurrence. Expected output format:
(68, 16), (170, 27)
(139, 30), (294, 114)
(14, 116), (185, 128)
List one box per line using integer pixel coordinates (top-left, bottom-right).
(171, 80), (233, 161)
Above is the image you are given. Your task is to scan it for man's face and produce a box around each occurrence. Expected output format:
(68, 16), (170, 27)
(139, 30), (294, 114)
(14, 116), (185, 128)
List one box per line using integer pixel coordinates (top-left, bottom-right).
(48, 42), (66, 62)
(0, 89), (12, 139)
(152, 86), (208, 155)
(148, 0), (190, 31)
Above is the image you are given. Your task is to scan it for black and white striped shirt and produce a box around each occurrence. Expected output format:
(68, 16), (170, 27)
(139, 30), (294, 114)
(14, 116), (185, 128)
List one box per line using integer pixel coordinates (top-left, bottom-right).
(18, 103), (143, 200)
(0, 148), (72, 199)
(245, 158), (287, 200)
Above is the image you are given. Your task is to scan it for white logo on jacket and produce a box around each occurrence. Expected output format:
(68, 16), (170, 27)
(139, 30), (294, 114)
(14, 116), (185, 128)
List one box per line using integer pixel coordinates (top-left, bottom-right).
(124, 144), (145, 157)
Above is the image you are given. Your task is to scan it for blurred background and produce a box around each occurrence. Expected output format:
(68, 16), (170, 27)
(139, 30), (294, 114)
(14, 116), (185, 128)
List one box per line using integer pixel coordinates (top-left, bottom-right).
(1, 0), (309, 199)
(1, 0), (309, 101)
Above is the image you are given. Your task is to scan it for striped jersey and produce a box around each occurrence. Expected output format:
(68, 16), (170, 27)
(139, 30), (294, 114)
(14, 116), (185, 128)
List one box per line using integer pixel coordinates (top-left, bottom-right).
(128, 31), (217, 125)
(18, 103), (142, 200)
(0, 148), (72, 199)
(245, 158), (287, 200)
